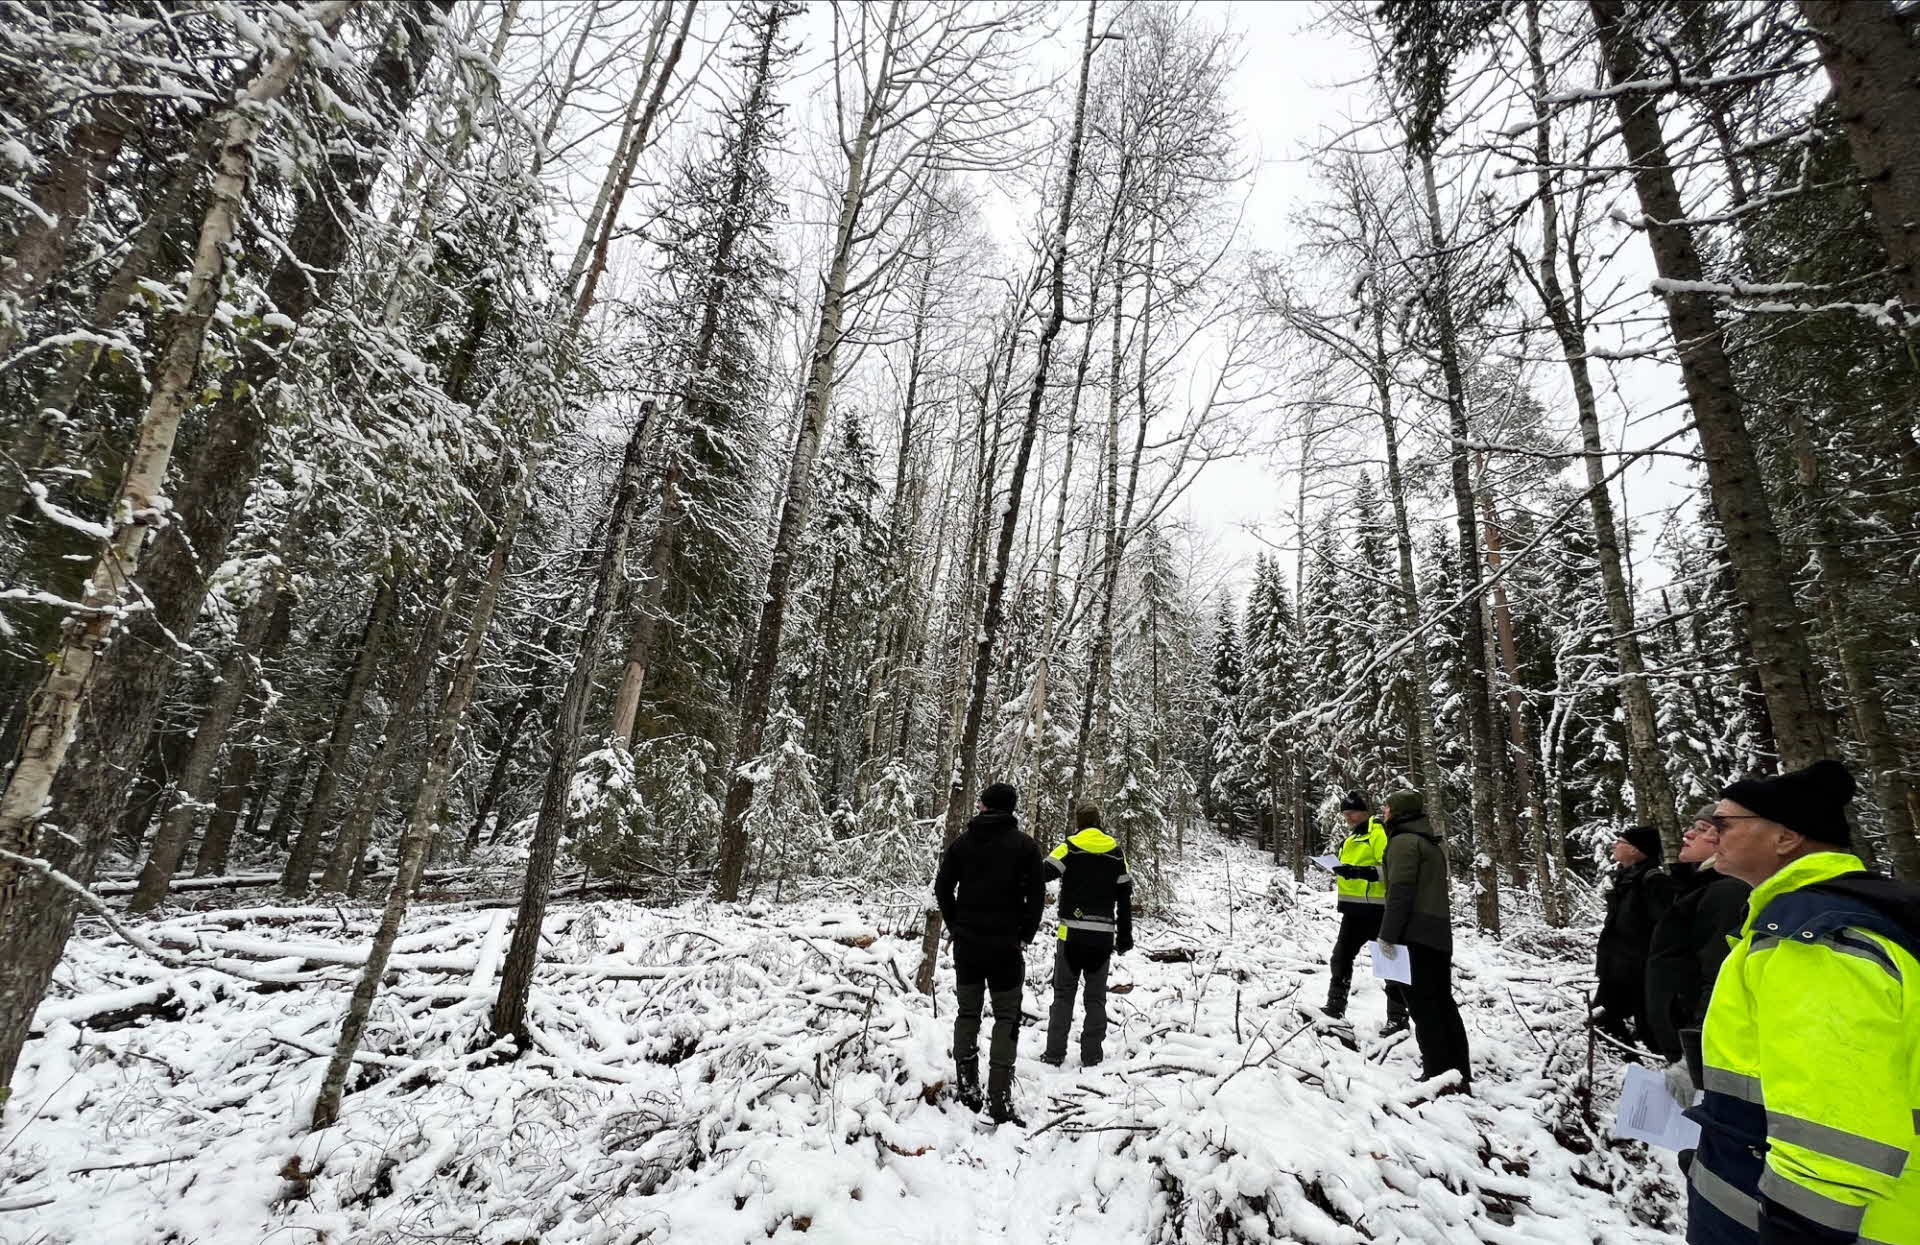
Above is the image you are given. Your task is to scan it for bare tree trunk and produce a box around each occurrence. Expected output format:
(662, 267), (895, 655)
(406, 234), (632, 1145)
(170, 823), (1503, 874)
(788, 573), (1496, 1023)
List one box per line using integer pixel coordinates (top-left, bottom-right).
(313, 487), (524, 1130)
(1370, 385), (1442, 845)
(567, 0), (695, 327)
(915, 0), (1098, 994)
(1521, 0), (1682, 858)
(192, 742), (256, 878)
(1589, 0), (1837, 769)
(283, 578), (400, 894)
(1480, 484), (1564, 924)
(491, 406), (655, 1045)
(714, 2), (903, 900)
(1798, 0), (1920, 316)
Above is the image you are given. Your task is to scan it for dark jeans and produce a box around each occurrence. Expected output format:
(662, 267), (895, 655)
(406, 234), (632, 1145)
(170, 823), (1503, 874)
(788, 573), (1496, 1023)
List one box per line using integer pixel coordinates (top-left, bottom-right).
(1043, 942), (1110, 1063)
(1327, 907), (1409, 1023)
(1406, 942), (1471, 1090)
(952, 940), (1024, 1099)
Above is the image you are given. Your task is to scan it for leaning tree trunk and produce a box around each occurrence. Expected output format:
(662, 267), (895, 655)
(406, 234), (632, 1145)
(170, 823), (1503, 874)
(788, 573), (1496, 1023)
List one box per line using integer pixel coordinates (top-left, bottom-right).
(1589, 0), (1837, 769)
(914, 0), (1098, 995)
(491, 407), (655, 1045)
(713, 4), (900, 900)
(1523, 0), (1682, 858)
(1415, 148), (1501, 933)
(314, 486), (524, 1130)
(0, 0), (363, 1102)
(283, 577), (400, 894)
(1798, 0), (1920, 317)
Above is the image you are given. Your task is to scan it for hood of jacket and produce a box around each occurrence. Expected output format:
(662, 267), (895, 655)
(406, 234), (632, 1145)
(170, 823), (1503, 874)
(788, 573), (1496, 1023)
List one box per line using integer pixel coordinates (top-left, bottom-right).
(1386, 811), (1438, 843)
(1065, 826), (1118, 853)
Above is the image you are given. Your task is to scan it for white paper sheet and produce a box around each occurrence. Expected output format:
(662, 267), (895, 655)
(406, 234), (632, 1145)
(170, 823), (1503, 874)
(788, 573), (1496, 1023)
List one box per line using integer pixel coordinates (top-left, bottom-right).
(1309, 854), (1339, 872)
(1612, 1062), (1702, 1151)
(1369, 940), (1412, 984)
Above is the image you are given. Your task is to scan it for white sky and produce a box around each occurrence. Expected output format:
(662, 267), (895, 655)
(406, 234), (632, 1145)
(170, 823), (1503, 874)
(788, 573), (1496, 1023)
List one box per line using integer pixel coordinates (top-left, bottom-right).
(1175, 0), (1699, 605)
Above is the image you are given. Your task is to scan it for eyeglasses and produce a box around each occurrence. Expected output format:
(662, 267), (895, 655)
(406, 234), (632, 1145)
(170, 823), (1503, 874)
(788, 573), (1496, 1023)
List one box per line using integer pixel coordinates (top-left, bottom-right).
(1706, 814), (1768, 833)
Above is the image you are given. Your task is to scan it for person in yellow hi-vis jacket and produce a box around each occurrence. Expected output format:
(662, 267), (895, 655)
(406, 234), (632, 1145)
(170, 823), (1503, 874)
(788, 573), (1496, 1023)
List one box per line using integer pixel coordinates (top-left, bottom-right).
(1685, 759), (1920, 1245)
(1325, 790), (1409, 1034)
(1040, 804), (1132, 1068)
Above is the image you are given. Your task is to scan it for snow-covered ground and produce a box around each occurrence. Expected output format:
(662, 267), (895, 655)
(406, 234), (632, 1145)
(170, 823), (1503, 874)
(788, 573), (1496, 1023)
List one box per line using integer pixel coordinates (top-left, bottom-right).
(4, 834), (1684, 1243)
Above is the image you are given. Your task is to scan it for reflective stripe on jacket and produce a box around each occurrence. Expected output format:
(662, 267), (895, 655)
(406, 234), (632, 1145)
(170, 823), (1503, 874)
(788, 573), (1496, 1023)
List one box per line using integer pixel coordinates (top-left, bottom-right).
(1046, 827), (1132, 946)
(1335, 817), (1389, 908)
(1687, 851), (1920, 1245)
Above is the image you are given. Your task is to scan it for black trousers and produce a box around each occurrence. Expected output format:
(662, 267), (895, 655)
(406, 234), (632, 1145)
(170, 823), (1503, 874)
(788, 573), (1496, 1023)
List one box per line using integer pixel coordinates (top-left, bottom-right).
(952, 940), (1024, 1100)
(1405, 942), (1471, 1089)
(1593, 971), (1648, 1058)
(1327, 906), (1408, 1022)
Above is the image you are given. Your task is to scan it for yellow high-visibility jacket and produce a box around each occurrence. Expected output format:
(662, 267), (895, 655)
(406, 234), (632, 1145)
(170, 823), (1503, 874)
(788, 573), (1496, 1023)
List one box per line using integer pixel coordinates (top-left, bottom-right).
(1333, 817), (1389, 909)
(1687, 851), (1919, 1245)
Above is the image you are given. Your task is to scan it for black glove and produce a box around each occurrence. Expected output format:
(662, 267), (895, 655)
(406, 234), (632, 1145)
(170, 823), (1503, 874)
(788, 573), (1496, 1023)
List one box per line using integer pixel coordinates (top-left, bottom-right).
(1332, 865), (1362, 879)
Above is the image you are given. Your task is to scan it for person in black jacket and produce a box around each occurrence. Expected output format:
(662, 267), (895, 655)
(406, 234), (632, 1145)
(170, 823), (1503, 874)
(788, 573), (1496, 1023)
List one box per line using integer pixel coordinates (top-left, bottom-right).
(1592, 824), (1673, 1057)
(1040, 803), (1132, 1068)
(934, 780), (1045, 1124)
(1644, 805), (1748, 1066)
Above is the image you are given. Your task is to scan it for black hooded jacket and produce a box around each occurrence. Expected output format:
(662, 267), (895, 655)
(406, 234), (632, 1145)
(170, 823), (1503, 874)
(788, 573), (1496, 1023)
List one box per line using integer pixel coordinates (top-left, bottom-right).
(1642, 862), (1748, 1062)
(935, 810), (1045, 950)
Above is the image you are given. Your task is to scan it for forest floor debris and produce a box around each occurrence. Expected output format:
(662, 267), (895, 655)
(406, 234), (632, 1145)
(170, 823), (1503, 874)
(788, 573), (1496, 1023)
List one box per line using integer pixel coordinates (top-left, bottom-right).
(3, 834), (1684, 1243)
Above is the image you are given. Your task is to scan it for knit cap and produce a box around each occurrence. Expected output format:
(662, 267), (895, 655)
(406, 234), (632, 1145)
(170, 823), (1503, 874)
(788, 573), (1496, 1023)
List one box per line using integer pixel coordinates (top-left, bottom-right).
(1720, 759), (1856, 846)
(1339, 790), (1370, 813)
(1616, 824), (1663, 863)
(980, 782), (1018, 813)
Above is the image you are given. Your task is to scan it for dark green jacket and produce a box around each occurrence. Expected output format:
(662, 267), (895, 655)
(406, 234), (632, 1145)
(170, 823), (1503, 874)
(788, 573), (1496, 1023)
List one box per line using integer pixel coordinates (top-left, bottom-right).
(1379, 812), (1451, 952)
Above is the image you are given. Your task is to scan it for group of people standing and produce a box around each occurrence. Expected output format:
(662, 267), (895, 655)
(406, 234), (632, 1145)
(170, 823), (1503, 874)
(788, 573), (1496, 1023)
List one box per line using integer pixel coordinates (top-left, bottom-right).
(931, 761), (1918, 1245)
(1587, 760), (1919, 1245)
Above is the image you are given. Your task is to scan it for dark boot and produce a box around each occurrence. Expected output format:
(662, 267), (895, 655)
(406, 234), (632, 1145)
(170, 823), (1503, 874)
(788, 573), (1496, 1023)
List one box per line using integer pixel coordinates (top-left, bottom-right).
(988, 1091), (1026, 1128)
(954, 1059), (983, 1113)
(1324, 964), (1351, 1019)
(1381, 984), (1409, 1036)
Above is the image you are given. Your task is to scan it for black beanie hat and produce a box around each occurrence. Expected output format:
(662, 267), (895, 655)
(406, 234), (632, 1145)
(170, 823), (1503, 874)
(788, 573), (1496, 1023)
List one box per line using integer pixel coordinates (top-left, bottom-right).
(980, 782), (1018, 813)
(1721, 759), (1856, 846)
(1616, 824), (1663, 863)
(1339, 790), (1370, 813)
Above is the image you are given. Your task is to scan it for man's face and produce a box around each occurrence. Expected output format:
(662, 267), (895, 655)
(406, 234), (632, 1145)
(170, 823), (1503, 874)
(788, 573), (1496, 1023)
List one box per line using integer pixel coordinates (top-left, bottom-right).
(1610, 839), (1646, 866)
(1709, 799), (1798, 886)
(1678, 819), (1720, 864)
(1342, 809), (1367, 828)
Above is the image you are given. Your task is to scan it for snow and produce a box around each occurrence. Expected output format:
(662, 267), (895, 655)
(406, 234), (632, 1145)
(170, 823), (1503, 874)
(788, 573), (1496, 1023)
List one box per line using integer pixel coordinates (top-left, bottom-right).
(4, 834), (1683, 1243)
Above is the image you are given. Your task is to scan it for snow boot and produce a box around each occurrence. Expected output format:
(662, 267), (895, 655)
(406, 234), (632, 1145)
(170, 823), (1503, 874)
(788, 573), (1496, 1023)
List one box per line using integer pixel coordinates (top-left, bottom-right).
(1323, 965), (1351, 1020)
(954, 1060), (984, 1113)
(988, 1092), (1026, 1128)
(1038, 1052), (1064, 1067)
